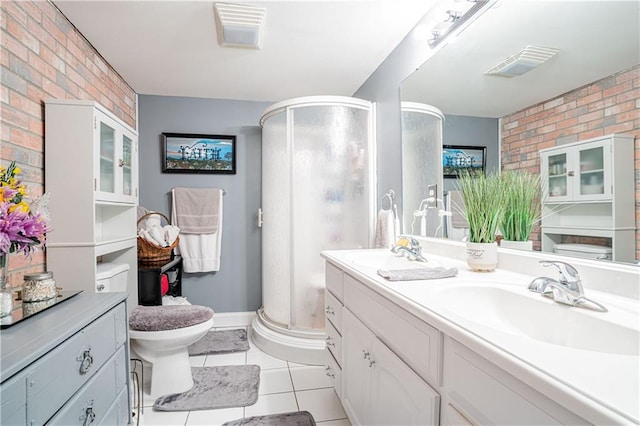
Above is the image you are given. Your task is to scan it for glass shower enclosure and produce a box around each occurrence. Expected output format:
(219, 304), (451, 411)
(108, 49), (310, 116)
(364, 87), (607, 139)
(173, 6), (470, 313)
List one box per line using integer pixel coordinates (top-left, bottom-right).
(401, 102), (444, 238)
(253, 96), (375, 364)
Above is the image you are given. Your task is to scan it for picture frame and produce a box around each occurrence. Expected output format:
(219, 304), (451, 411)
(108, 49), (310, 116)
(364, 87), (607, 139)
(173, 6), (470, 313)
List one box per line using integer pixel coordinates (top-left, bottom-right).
(442, 145), (486, 178)
(161, 133), (236, 174)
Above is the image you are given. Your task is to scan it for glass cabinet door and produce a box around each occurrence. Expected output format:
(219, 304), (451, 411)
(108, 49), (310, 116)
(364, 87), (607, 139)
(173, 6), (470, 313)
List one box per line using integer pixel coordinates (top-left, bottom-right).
(99, 122), (116, 194)
(578, 146), (604, 197)
(547, 152), (567, 199)
(121, 135), (133, 197)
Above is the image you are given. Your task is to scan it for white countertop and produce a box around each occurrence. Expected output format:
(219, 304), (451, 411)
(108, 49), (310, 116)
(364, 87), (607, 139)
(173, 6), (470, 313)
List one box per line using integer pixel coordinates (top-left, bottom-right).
(321, 245), (640, 425)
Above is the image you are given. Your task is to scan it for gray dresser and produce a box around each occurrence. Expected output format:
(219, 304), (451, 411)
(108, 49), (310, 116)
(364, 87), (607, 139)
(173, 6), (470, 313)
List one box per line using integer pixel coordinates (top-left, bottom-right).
(1, 292), (131, 425)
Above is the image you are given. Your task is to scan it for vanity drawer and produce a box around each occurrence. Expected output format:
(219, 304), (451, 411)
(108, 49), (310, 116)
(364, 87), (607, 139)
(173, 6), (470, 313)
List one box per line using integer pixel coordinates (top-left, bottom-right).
(48, 345), (126, 425)
(326, 262), (344, 301)
(325, 348), (342, 399)
(325, 289), (342, 333)
(26, 306), (122, 424)
(344, 274), (442, 386)
(325, 320), (342, 367)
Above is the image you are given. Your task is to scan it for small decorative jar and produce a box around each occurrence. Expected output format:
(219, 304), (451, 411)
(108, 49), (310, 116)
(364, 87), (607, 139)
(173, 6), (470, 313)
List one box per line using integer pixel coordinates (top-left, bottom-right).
(22, 272), (57, 302)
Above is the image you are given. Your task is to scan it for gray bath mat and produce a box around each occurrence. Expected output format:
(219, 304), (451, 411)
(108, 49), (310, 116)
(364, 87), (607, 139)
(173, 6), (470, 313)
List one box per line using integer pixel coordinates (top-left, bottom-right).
(153, 365), (260, 411)
(188, 328), (250, 356)
(222, 411), (316, 426)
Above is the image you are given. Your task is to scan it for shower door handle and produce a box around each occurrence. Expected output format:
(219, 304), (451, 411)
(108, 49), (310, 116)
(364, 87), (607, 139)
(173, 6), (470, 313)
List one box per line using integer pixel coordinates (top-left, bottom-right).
(258, 208), (263, 228)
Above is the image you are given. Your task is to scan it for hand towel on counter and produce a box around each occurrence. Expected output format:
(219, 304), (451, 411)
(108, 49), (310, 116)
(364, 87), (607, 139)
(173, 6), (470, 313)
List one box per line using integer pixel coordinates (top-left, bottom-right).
(374, 209), (395, 249)
(171, 188), (224, 273)
(172, 187), (222, 234)
(377, 266), (458, 281)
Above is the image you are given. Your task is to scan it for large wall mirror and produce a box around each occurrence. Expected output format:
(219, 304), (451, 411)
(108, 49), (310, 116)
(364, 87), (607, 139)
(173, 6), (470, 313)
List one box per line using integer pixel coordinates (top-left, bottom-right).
(400, 0), (639, 263)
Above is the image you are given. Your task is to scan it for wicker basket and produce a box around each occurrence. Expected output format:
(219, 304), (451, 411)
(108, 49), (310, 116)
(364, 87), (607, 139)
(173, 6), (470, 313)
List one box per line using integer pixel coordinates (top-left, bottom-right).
(137, 212), (179, 264)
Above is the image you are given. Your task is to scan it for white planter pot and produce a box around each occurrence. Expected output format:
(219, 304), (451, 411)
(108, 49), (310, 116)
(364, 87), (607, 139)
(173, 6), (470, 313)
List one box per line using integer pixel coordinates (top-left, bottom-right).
(500, 240), (533, 251)
(466, 242), (498, 272)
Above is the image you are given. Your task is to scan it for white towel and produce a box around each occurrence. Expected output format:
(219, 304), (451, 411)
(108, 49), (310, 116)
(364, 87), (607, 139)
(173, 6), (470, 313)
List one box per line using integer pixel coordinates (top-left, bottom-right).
(374, 209), (395, 249)
(172, 188), (224, 273)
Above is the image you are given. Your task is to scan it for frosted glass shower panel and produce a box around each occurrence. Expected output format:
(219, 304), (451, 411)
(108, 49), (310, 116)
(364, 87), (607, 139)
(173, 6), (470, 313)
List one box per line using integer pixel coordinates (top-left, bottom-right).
(401, 104), (444, 238)
(261, 111), (291, 326)
(290, 106), (371, 330)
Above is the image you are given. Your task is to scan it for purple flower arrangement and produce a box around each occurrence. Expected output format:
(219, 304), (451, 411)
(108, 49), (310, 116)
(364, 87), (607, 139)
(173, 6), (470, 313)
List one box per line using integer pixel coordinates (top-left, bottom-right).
(0, 162), (50, 256)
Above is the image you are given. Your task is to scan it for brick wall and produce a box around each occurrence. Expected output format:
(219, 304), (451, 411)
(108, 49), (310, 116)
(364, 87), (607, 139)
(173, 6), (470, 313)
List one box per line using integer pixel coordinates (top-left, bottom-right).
(501, 65), (640, 259)
(1, 1), (136, 289)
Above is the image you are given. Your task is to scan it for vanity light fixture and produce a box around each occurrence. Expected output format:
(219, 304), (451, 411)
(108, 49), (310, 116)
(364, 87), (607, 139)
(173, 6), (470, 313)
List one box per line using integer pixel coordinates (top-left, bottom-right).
(427, 0), (493, 48)
(214, 2), (266, 49)
(485, 45), (560, 77)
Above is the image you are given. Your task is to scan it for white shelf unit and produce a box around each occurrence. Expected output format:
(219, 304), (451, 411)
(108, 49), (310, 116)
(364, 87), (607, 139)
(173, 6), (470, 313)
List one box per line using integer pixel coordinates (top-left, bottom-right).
(45, 100), (138, 305)
(539, 133), (635, 262)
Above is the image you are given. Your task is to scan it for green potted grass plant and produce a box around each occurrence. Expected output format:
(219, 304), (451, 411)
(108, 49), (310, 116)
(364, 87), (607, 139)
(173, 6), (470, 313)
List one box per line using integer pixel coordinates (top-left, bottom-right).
(499, 170), (542, 251)
(456, 170), (504, 271)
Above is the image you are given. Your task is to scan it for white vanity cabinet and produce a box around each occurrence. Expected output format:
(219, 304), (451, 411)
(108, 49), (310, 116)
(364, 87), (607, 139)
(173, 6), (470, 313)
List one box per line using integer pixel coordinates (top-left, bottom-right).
(325, 262), (441, 426)
(442, 337), (588, 425)
(45, 100), (138, 304)
(539, 133), (635, 262)
(0, 293), (131, 426)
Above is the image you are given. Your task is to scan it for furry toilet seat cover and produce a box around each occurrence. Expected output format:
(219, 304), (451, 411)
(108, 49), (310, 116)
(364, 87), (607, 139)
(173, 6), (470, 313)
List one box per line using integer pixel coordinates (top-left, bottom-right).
(130, 305), (214, 331)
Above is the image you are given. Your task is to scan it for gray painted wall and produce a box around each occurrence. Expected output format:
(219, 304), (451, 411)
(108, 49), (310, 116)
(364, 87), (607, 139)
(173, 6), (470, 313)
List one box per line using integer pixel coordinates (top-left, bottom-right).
(443, 115), (499, 192)
(138, 95), (271, 313)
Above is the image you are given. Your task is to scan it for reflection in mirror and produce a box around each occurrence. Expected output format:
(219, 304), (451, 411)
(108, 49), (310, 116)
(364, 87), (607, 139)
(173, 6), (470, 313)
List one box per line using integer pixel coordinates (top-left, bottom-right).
(401, 102), (444, 238)
(400, 0), (639, 263)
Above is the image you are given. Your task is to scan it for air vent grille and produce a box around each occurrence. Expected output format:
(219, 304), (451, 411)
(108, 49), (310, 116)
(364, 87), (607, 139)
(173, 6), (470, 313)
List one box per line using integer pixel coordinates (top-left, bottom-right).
(485, 45), (559, 78)
(214, 3), (266, 49)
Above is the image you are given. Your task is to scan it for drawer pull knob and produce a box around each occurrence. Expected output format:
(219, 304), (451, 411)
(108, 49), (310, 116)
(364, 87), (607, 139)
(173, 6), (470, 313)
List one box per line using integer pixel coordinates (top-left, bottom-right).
(77, 348), (94, 375)
(327, 341), (336, 348)
(326, 370), (336, 378)
(368, 359), (376, 368)
(325, 306), (335, 315)
(362, 350), (370, 359)
(79, 401), (96, 425)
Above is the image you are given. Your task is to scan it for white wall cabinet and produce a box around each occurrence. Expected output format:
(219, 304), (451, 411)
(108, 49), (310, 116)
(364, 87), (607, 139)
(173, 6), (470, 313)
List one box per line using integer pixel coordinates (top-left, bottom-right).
(539, 134), (635, 262)
(45, 100), (138, 306)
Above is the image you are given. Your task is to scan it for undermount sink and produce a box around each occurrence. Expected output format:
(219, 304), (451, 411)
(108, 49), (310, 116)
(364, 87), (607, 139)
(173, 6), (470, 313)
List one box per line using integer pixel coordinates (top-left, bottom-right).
(433, 284), (639, 356)
(345, 250), (434, 270)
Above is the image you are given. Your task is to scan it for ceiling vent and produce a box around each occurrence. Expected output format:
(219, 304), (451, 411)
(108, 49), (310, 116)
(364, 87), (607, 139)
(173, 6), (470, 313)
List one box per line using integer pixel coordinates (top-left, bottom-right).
(214, 3), (266, 49)
(485, 45), (559, 78)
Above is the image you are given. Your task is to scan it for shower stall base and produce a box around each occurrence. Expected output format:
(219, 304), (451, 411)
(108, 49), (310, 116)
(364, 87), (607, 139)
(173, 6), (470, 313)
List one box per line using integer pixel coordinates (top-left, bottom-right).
(252, 308), (326, 365)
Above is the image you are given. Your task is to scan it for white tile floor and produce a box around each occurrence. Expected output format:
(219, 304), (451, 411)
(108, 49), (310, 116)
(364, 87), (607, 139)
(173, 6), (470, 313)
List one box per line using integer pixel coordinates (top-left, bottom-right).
(137, 326), (351, 426)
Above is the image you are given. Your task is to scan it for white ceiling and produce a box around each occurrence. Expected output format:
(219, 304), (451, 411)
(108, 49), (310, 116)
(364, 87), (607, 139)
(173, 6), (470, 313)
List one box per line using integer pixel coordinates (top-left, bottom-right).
(54, 0), (436, 103)
(401, 1), (640, 118)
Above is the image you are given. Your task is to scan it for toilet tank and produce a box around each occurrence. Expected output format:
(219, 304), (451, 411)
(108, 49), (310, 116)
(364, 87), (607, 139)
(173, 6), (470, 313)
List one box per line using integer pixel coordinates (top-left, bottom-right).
(553, 243), (612, 261)
(96, 262), (130, 293)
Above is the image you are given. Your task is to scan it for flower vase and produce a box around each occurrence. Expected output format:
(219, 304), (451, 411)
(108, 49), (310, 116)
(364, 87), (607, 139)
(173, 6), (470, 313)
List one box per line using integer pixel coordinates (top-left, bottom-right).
(500, 240), (533, 251)
(466, 242), (498, 272)
(1, 253), (13, 317)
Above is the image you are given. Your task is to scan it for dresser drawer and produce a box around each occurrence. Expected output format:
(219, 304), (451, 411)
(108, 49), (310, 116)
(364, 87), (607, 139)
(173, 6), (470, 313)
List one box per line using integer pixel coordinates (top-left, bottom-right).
(325, 320), (342, 367)
(100, 384), (130, 425)
(325, 262), (344, 301)
(325, 289), (342, 333)
(48, 345), (126, 425)
(26, 306), (123, 424)
(325, 349), (342, 399)
(344, 274), (442, 386)
(1, 371), (27, 426)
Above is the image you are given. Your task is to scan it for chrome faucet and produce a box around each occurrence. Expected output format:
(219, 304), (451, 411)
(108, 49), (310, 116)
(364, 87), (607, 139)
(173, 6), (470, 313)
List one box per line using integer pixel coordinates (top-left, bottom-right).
(528, 260), (607, 312)
(391, 236), (428, 262)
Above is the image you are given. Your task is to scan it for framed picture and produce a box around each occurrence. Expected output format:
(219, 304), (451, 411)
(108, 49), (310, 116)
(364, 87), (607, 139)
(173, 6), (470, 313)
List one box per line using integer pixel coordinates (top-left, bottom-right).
(161, 133), (236, 174)
(443, 145), (486, 178)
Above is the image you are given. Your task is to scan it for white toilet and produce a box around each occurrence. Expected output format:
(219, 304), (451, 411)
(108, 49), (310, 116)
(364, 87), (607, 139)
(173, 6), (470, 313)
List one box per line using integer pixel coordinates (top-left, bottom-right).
(129, 305), (214, 398)
(95, 262), (214, 398)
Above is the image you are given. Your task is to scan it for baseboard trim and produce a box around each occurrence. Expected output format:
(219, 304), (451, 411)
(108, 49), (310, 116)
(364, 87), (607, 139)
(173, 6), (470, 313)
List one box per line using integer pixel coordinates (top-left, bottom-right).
(213, 311), (257, 328)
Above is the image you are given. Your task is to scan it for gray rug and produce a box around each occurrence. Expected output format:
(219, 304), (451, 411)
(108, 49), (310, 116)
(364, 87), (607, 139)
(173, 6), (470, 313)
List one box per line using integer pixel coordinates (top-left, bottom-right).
(153, 365), (260, 411)
(188, 329), (250, 356)
(222, 411), (316, 426)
